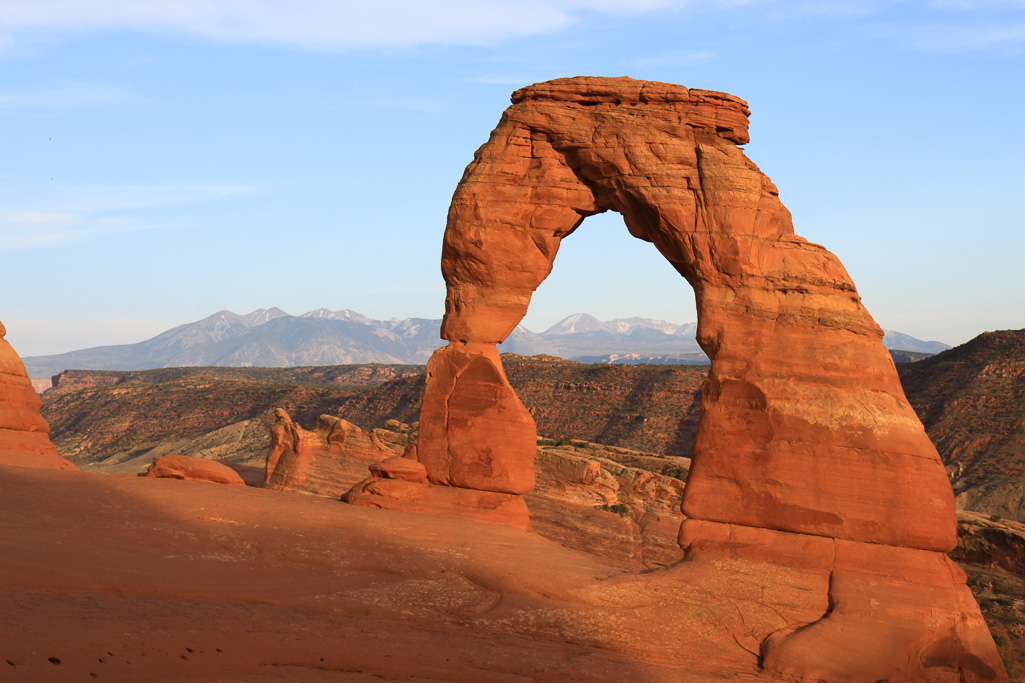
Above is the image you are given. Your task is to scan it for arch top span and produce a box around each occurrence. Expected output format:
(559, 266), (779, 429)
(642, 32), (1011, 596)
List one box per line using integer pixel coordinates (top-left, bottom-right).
(441, 75), (807, 347)
(510, 77), (751, 145)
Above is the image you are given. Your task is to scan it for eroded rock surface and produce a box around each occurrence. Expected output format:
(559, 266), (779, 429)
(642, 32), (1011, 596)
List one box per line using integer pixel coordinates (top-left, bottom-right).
(265, 409), (400, 497)
(528, 443), (687, 567)
(399, 76), (1004, 681)
(0, 320), (74, 471)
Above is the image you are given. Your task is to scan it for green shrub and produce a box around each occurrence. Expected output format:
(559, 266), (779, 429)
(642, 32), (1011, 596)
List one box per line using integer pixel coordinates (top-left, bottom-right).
(594, 503), (631, 518)
(664, 466), (689, 481)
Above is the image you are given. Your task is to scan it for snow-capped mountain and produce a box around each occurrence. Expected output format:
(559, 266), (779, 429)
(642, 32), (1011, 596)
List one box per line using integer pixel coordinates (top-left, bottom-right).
(21, 310), (949, 377)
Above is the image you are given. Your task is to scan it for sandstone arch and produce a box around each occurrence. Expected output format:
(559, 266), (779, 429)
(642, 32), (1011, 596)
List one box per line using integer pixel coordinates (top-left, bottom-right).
(345, 77), (1005, 680)
(431, 76), (955, 549)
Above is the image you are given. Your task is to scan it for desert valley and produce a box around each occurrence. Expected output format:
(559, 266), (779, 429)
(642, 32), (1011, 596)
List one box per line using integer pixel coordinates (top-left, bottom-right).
(3, 76), (1025, 683)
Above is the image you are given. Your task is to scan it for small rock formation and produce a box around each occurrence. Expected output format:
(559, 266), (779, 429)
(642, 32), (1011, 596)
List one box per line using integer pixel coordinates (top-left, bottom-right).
(265, 409), (399, 497)
(353, 77), (1004, 680)
(0, 320), (75, 470)
(145, 455), (245, 485)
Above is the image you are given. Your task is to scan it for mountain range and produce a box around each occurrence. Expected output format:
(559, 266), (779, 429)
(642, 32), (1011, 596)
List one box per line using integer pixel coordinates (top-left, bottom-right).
(22, 308), (951, 378)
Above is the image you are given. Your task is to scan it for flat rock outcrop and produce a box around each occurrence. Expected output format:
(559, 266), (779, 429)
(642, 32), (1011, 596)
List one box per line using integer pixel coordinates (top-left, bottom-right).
(0, 320), (74, 470)
(376, 76), (1005, 681)
(145, 455), (245, 485)
(266, 409), (400, 497)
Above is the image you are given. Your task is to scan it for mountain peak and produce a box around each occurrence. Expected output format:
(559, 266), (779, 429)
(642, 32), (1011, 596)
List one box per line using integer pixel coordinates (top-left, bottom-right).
(541, 313), (604, 335)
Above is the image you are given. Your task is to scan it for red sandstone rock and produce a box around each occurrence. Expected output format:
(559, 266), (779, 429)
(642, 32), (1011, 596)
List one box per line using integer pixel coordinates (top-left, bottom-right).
(416, 343), (535, 494)
(265, 408), (399, 497)
(431, 75), (953, 551)
(145, 455), (245, 485)
(0, 319), (75, 471)
(406, 76), (1002, 681)
(369, 456), (428, 483)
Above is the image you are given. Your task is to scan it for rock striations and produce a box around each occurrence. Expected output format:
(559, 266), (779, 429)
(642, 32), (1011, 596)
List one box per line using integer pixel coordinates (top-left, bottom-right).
(0, 319), (74, 470)
(349, 77), (1005, 681)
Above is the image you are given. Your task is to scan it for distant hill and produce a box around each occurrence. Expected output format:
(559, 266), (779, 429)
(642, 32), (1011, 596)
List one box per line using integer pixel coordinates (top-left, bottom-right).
(40, 356), (707, 470)
(881, 329), (951, 354)
(897, 329), (1025, 522)
(23, 308), (949, 378)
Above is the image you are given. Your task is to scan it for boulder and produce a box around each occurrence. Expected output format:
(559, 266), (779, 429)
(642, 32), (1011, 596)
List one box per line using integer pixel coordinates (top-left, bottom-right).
(145, 455), (245, 485)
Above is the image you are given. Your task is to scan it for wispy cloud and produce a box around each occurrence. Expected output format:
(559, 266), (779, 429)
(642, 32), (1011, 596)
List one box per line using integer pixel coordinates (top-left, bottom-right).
(0, 1), (762, 51)
(0, 83), (134, 109)
(0, 211), (135, 251)
(0, 184), (253, 251)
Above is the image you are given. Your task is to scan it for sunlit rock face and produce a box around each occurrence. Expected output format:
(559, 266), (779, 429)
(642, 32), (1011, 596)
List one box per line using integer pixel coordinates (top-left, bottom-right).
(0, 319), (75, 471)
(394, 76), (1005, 682)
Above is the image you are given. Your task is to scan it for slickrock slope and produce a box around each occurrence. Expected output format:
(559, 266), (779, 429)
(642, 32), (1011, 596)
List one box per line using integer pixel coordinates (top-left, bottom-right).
(898, 330), (1025, 522)
(398, 76), (1003, 680)
(0, 320), (74, 470)
(0, 465), (783, 682)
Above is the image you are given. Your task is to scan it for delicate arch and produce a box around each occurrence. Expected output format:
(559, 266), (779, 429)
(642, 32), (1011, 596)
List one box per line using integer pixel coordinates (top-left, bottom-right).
(423, 76), (954, 551)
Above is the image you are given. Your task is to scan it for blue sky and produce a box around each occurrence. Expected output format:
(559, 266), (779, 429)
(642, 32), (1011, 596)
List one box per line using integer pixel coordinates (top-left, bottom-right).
(1, 1), (1023, 356)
